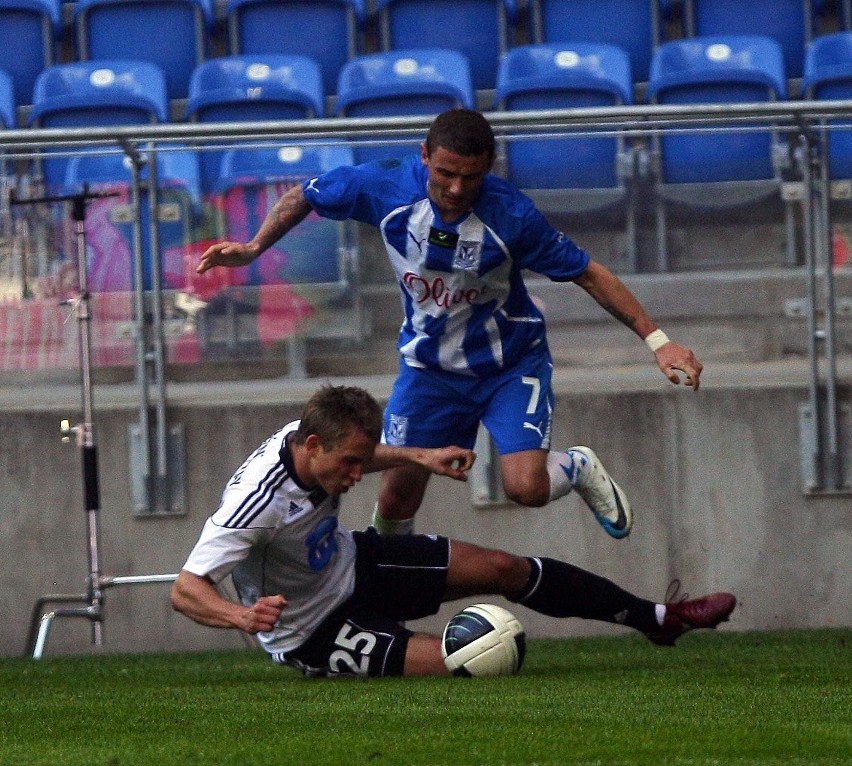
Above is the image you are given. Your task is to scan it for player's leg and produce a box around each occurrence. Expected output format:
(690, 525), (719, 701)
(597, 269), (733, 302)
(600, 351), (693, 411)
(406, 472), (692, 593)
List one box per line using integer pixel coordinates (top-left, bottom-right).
(373, 363), (481, 534)
(444, 539), (736, 644)
(374, 464), (431, 534)
(484, 352), (633, 538)
(403, 633), (449, 676)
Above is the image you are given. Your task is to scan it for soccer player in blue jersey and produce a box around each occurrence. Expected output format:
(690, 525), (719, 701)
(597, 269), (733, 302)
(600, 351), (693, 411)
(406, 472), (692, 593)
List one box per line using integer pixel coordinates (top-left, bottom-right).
(197, 109), (703, 540)
(172, 385), (736, 678)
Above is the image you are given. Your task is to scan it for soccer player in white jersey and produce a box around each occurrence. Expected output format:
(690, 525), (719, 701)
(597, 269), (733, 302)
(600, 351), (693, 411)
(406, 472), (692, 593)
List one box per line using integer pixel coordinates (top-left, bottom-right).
(197, 109), (704, 540)
(172, 385), (736, 678)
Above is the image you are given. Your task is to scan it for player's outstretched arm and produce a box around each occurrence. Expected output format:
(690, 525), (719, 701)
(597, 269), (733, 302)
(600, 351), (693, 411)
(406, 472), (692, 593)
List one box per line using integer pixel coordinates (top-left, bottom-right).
(367, 445), (476, 481)
(171, 570), (286, 634)
(572, 260), (703, 390)
(196, 184), (314, 274)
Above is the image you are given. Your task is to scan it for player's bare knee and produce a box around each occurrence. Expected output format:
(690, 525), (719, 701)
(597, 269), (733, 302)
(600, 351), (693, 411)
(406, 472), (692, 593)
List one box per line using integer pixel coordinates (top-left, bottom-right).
(487, 550), (529, 594)
(503, 479), (549, 508)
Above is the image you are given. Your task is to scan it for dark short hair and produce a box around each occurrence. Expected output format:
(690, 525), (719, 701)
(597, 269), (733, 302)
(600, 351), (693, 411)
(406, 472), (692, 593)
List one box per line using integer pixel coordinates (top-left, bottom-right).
(294, 385), (382, 448)
(425, 108), (495, 159)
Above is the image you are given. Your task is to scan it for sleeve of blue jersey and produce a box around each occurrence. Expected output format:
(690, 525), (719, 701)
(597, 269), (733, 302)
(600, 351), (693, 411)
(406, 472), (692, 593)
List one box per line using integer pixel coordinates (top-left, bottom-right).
(302, 161), (403, 225)
(508, 192), (591, 281)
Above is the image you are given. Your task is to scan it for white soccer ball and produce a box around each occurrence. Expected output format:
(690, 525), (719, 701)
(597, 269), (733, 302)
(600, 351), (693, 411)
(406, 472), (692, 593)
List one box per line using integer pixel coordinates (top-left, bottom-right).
(441, 603), (526, 677)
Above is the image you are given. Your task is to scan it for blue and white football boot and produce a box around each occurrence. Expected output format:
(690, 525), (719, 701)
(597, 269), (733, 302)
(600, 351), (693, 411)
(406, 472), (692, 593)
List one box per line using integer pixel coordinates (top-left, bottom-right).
(566, 446), (633, 539)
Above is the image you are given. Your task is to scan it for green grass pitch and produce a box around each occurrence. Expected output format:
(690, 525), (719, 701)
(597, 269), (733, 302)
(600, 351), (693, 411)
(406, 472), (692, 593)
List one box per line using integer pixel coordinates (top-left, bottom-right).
(1, 628), (849, 766)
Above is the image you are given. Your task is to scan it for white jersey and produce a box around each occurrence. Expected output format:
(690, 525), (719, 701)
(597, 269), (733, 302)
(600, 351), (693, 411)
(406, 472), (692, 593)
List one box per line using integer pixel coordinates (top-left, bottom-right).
(181, 421), (357, 655)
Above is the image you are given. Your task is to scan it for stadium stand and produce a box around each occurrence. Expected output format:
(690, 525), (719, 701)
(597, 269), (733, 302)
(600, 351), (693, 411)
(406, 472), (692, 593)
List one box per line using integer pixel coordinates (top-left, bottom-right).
(74, 0), (214, 101)
(335, 49), (475, 163)
(647, 35), (794, 269)
(527, 0), (662, 83)
(375, 0), (517, 91)
(803, 31), (852, 181)
(682, 0), (816, 79)
(0, 69), (14, 128)
(63, 148), (202, 293)
(225, 0), (365, 98)
(187, 54), (325, 191)
(207, 140), (363, 365)
(0, 0), (61, 109)
(494, 42), (639, 269)
(213, 141), (355, 286)
(27, 60), (169, 189)
(0, 69), (13, 181)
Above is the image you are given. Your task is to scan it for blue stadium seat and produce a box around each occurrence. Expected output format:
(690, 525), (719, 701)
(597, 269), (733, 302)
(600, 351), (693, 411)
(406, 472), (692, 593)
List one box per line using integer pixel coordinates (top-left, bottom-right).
(28, 60), (169, 189)
(0, 69), (14, 177)
(0, 69), (15, 128)
(0, 0), (61, 107)
(494, 43), (639, 268)
(210, 140), (362, 367)
(804, 32), (852, 181)
(647, 36), (792, 269)
(188, 54), (325, 191)
(684, 0), (815, 79)
(63, 147), (202, 291)
(528, 0), (662, 83)
(335, 49), (474, 164)
(376, 0), (517, 91)
(226, 0), (365, 97)
(74, 0), (213, 101)
(214, 141), (355, 285)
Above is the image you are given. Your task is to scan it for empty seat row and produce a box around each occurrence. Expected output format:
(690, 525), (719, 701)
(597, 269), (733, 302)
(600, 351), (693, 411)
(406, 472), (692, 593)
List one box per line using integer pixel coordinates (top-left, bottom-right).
(53, 141), (353, 294)
(0, 0), (844, 110)
(8, 33), (852, 274)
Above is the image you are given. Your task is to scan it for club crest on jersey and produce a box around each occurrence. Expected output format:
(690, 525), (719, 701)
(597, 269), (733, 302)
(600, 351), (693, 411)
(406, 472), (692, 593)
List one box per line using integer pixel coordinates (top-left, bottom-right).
(386, 414), (408, 446)
(454, 241), (481, 270)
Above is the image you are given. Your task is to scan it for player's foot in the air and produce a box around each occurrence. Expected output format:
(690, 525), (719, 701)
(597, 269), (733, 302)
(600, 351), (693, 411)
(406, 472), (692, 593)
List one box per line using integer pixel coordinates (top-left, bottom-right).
(645, 591), (737, 646)
(566, 446), (633, 539)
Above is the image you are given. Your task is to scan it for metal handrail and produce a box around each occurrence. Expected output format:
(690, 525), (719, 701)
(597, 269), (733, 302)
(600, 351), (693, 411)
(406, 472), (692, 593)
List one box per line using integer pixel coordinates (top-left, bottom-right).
(3, 99), (852, 153)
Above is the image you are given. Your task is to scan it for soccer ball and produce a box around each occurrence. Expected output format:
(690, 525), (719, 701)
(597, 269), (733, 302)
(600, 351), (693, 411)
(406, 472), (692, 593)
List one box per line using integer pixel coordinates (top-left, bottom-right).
(441, 603), (526, 677)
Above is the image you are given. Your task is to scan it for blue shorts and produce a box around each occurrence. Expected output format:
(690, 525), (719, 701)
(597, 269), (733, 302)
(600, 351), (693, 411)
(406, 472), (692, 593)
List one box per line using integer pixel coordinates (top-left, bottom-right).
(383, 350), (555, 455)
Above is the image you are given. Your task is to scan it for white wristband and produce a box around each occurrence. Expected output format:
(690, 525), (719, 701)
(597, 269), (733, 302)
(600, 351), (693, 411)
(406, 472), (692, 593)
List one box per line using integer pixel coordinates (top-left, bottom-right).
(644, 329), (671, 353)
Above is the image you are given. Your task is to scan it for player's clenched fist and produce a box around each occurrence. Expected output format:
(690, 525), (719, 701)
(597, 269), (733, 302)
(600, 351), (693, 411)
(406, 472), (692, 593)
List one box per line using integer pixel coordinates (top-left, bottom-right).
(240, 594), (287, 634)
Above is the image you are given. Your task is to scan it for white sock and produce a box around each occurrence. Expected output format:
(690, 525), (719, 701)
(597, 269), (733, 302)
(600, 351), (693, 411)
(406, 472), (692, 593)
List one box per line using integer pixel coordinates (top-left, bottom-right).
(655, 604), (667, 626)
(371, 505), (415, 535)
(545, 450), (582, 502)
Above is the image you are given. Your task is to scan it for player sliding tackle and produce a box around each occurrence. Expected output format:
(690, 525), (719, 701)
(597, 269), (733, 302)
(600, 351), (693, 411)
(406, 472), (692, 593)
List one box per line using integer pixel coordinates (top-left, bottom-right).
(172, 385), (736, 678)
(196, 109), (703, 540)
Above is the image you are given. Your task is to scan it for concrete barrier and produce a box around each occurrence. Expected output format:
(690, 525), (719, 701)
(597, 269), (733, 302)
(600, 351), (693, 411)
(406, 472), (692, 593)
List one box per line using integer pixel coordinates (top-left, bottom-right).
(2, 356), (849, 657)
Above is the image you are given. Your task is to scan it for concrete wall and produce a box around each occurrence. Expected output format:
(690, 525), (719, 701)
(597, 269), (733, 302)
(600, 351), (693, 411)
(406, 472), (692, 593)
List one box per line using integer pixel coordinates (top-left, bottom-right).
(1, 358), (849, 658)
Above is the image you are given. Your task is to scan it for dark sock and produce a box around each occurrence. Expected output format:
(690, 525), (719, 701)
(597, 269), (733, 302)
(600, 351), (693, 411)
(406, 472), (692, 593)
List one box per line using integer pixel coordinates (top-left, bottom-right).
(512, 557), (659, 633)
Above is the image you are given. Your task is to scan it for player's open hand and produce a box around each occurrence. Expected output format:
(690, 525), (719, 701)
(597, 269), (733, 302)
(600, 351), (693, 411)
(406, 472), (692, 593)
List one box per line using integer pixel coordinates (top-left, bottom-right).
(240, 594), (287, 634)
(425, 446), (476, 481)
(196, 241), (260, 274)
(655, 341), (703, 391)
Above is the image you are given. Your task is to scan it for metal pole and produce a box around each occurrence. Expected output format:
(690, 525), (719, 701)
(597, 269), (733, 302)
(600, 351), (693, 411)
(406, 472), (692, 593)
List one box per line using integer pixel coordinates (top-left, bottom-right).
(817, 126), (845, 490)
(126, 144), (152, 505)
(11, 186), (118, 648)
(70, 190), (105, 645)
(145, 146), (171, 508)
(799, 130), (823, 491)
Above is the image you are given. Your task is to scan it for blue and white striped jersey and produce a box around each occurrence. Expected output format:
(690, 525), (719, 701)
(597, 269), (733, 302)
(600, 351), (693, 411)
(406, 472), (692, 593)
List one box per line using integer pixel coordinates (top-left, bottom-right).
(182, 421), (357, 655)
(303, 155), (590, 376)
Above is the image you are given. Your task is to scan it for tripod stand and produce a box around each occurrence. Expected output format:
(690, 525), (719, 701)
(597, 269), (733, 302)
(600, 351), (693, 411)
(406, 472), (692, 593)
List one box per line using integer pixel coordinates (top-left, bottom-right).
(14, 184), (179, 658)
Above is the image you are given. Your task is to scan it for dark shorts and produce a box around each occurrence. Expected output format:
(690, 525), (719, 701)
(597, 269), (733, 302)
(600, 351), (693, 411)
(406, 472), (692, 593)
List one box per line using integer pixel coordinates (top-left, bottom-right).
(277, 529), (450, 678)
